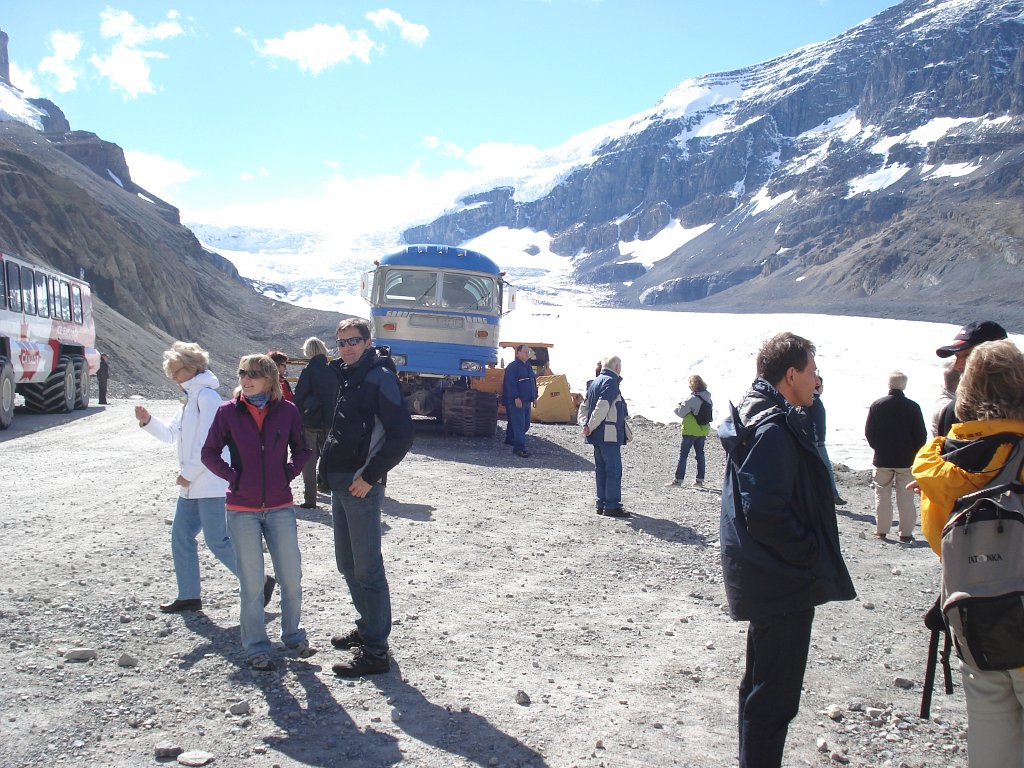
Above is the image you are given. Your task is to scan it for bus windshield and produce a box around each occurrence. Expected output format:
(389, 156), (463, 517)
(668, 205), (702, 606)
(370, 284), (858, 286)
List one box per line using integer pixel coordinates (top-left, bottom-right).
(379, 269), (496, 312)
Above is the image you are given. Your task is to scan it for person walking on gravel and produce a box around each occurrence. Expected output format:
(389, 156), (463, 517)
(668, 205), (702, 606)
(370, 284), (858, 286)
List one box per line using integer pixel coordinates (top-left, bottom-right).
(579, 355), (632, 517)
(135, 341), (261, 615)
(321, 319), (414, 677)
(719, 332), (855, 768)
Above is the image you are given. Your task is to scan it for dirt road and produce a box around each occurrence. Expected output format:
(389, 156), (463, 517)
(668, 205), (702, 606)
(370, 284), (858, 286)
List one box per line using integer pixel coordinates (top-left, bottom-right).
(0, 400), (967, 767)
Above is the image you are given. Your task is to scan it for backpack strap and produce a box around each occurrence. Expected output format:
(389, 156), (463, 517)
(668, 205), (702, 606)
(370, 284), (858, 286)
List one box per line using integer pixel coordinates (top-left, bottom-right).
(952, 436), (1024, 513)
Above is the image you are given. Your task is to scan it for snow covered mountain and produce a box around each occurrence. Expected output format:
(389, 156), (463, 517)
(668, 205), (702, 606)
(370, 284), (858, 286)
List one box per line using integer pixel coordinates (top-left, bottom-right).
(405, 0), (1024, 326)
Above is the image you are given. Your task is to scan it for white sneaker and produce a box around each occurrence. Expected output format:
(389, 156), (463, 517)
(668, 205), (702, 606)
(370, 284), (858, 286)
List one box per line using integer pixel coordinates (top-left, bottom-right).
(664, 479), (681, 487)
(693, 479), (704, 487)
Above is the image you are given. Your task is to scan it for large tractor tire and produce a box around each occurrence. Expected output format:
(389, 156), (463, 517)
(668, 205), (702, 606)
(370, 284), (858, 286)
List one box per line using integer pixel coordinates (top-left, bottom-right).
(24, 356), (76, 414)
(0, 358), (14, 429)
(442, 388), (498, 437)
(73, 355), (90, 410)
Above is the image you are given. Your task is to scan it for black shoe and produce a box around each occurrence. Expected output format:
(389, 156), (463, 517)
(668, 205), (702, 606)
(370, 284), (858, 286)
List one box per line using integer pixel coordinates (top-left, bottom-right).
(514, 450), (531, 458)
(596, 503), (605, 516)
(317, 484), (330, 495)
(263, 575), (277, 607)
(298, 501), (317, 509)
(160, 598), (202, 613)
(602, 506), (631, 518)
(330, 628), (364, 650)
(332, 649), (390, 677)
(834, 497), (847, 506)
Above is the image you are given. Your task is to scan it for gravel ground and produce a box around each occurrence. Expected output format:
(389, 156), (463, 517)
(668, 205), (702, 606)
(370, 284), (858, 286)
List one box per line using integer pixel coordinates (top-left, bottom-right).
(0, 400), (969, 767)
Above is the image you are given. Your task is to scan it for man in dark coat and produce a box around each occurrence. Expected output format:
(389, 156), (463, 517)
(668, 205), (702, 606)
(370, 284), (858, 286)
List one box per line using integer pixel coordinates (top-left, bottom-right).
(321, 319), (413, 678)
(294, 337), (340, 509)
(97, 354), (109, 405)
(502, 344), (538, 458)
(864, 371), (928, 542)
(719, 332), (856, 768)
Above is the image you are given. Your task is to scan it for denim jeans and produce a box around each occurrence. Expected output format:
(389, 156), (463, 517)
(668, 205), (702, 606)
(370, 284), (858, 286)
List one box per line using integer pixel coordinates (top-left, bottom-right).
(593, 442), (622, 508)
(301, 427), (326, 504)
(171, 496), (237, 600)
(738, 607), (815, 768)
(329, 472), (392, 656)
(226, 507), (306, 658)
(674, 435), (707, 482)
(506, 403), (530, 452)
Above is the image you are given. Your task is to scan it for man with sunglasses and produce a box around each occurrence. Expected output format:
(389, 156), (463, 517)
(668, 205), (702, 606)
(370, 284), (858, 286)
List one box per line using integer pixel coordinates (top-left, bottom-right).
(320, 318), (414, 677)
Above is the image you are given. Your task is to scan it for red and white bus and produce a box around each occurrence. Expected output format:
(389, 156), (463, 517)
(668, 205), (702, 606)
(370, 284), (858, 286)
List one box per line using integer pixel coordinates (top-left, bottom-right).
(0, 249), (100, 429)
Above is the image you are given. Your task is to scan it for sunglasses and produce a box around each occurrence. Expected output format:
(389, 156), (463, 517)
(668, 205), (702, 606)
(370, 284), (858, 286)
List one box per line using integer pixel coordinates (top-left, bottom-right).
(336, 336), (367, 348)
(238, 369), (266, 379)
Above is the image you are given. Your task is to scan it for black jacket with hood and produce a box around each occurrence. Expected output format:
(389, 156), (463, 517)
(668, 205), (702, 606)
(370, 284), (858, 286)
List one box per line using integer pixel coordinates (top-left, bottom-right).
(719, 378), (855, 621)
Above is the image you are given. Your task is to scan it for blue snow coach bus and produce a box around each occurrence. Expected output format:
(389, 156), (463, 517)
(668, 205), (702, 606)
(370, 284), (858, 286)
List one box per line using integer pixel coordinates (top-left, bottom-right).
(360, 244), (516, 435)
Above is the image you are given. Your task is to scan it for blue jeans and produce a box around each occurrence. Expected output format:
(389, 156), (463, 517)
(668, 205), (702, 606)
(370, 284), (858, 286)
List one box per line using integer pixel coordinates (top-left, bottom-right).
(226, 508), (306, 658)
(329, 473), (392, 656)
(593, 442), (622, 508)
(738, 607), (815, 768)
(674, 435), (707, 482)
(505, 402), (530, 452)
(171, 496), (237, 600)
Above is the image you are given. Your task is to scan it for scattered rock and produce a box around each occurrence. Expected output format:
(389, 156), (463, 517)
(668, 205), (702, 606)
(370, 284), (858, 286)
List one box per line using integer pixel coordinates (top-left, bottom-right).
(227, 700), (250, 716)
(894, 677), (915, 690)
(117, 653), (138, 667)
(514, 690), (531, 706)
(176, 751), (215, 766)
(154, 742), (184, 758)
(64, 648), (97, 662)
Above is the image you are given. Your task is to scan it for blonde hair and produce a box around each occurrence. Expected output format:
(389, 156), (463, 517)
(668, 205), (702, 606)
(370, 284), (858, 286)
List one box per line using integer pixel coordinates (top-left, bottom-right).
(955, 340), (1024, 421)
(234, 354), (282, 401)
(162, 341), (209, 377)
(303, 337), (329, 358)
(688, 374), (707, 392)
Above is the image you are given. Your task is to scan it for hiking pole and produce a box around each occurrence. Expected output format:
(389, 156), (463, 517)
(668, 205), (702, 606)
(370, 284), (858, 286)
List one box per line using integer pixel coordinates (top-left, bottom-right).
(921, 627), (940, 719)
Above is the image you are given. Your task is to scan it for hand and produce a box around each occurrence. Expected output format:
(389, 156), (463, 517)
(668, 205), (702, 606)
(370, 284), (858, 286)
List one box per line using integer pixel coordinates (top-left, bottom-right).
(582, 426), (591, 437)
(175, 475), (190, 487)
(135, 405), (151, 425)
(906, 479), (921, 495)
(514, 398), (523, 408)
(349, 476), (372, 498)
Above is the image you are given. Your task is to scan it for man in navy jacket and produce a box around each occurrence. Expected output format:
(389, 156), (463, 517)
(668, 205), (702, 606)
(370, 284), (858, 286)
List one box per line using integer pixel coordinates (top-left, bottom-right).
(502, 344), (538, 458)
(719, 332), (855, 768)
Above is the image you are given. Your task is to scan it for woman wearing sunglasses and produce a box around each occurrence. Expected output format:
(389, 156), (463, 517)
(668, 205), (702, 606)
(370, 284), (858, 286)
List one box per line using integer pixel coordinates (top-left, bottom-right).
(201, 354), (314, 671)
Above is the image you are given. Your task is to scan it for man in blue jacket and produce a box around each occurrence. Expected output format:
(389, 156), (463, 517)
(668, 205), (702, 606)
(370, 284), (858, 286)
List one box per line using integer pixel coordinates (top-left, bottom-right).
(579, 356), (631, 518)
(321, 319), (414, 677)
(502, 344), (538, 458)
(719, 332), (855, 768)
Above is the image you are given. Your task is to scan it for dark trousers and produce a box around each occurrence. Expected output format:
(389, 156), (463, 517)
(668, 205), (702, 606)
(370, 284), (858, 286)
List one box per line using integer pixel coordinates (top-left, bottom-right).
(738, 607), (815, 768)
(98, 377), (108, 405)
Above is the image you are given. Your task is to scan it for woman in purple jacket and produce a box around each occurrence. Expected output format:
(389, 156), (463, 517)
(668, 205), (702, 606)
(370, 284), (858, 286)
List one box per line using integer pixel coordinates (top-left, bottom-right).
(201, 354), (314, 671)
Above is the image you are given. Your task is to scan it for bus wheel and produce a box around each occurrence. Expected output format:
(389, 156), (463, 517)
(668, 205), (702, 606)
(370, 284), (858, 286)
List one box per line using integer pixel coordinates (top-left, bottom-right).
(73, 356), (90, 410)
(39, 357), (76, 414)
(0, 358), (14, 429)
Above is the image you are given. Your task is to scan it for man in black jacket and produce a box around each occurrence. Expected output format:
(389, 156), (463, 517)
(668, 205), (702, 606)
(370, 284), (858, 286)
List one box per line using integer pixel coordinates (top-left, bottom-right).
(293, 337), (339, 509)
(934, 320), (1008, 436)
(321, 319), (414, 677)
(864, 371), (927, 542)
(719, 332), (855, 768)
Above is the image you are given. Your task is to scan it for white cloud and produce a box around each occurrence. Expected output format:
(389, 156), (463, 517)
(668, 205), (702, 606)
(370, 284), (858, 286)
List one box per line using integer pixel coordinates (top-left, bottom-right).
(124, 149), (199, 200)
(38, 31), (84, 93)
(365, 9), (429, 46)
(240, 168), (270, 183)
(255, 24), (378, 74)
(421, 133), (465, 159)
(8, 63), (42, 98)
(90, 9), (185, 99)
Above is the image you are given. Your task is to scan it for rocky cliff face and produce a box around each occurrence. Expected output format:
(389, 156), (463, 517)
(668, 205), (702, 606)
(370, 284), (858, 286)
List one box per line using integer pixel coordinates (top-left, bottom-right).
(404, 0), (1024, 327)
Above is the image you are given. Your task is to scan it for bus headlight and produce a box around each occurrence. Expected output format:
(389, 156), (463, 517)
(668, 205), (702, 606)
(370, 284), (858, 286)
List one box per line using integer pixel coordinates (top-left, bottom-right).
(460, 361), (483, 372)
(391, 354), (407, 366)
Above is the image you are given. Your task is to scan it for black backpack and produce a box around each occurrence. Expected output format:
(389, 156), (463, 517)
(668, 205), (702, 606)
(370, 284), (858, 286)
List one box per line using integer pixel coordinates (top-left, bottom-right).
(694, 397), (713, 426)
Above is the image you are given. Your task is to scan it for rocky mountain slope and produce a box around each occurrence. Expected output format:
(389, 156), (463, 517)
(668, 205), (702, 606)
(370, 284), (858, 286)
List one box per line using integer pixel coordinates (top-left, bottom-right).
(0, 53), (342, 394)
(404, 0), (1024, 328)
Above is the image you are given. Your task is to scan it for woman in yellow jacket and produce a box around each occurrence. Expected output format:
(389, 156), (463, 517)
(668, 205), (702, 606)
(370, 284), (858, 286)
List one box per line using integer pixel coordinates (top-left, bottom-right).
(912, 339), (1024, 768)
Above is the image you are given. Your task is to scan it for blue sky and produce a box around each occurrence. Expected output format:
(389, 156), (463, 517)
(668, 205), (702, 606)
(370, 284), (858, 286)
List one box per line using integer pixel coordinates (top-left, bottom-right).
(4, 1), (900, 232)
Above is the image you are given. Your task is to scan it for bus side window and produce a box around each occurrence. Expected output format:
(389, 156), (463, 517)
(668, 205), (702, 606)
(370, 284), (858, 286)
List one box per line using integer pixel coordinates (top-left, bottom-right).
(48, 277), (59, 318)
(35, 272), (49, 318)
(22, 267), (36, 315)
(59, 280), (71, 322)
(71, 285), (83, 324)
(6, 261), (22, 312)
(0, 258), (6, 310)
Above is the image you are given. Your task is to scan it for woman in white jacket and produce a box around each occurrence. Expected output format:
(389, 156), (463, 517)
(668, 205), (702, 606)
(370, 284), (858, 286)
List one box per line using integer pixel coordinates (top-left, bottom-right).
(135, 342), (273, 613)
